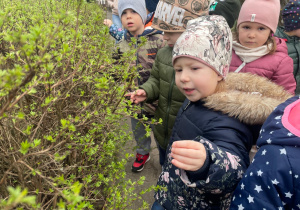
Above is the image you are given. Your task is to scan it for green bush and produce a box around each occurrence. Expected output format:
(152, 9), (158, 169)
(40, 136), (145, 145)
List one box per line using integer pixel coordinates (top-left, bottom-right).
(0, 0), (152, 209)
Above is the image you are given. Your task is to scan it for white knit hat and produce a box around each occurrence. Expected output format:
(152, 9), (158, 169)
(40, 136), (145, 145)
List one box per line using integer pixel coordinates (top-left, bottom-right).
(173, 15), (232, 79)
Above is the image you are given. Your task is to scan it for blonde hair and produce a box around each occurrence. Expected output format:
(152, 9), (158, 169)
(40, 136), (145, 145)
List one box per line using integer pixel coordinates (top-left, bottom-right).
(232, 24), (277, 55)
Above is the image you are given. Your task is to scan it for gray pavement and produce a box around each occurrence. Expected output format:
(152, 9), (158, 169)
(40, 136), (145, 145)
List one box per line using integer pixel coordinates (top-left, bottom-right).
(124, 117), (162, 210)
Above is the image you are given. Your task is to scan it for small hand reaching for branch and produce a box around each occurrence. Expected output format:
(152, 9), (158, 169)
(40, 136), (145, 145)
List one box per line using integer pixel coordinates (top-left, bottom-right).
(125, 89), (147, 104)
(103, 19), (113, 27)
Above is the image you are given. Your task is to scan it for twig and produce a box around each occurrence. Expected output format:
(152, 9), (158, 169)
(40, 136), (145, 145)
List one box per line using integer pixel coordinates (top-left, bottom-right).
(0, 71), (36, 117)
(6, 79), (40, 112)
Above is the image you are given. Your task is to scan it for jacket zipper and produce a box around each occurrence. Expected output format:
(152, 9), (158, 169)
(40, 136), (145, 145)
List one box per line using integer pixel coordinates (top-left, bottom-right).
(184, 101), (190, 110)
(163, 70), (175, 148)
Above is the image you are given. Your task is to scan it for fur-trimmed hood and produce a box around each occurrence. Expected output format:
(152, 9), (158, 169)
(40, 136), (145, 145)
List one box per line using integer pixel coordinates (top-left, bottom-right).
(203, 72), (293, 125)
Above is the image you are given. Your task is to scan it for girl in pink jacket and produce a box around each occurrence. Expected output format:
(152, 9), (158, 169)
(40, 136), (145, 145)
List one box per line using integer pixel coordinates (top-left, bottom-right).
(229, 0), (296, 94)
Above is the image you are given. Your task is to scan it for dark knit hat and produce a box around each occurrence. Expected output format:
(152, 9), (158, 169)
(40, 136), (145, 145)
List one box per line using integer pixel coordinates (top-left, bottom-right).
(146, 0), (159, 13)
(282, 0), (300, 32)
(209, 0), (241, 28)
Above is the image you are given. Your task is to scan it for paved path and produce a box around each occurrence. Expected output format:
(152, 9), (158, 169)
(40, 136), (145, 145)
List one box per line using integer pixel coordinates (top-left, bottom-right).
(124, 117), (162, 209)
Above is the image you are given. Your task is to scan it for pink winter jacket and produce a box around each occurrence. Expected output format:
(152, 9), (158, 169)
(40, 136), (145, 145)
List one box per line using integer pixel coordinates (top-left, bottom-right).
(229, 37), (296, 94)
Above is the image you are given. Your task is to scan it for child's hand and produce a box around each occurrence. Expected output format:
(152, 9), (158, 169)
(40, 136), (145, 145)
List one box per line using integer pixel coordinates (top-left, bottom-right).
(124, 89), (147, 104)
(103, 19), (113, 27)
(171, 140), (206, 171)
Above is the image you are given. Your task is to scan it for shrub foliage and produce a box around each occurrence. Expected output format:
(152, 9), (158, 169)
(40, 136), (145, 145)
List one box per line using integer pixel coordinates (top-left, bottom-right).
(0, 0), (150, 209)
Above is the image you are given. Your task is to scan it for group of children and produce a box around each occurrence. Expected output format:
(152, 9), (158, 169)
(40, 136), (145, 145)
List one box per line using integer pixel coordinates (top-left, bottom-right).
(104, 0), (300, 208)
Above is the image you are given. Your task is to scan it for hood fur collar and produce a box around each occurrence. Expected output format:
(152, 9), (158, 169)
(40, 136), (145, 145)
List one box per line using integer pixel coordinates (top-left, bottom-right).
(203, 73), (293, 125)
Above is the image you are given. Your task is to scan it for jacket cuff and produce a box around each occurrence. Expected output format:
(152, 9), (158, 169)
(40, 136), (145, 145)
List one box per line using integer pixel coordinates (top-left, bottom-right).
(186, 146), (211, 183)
(139, 86), (152, 102)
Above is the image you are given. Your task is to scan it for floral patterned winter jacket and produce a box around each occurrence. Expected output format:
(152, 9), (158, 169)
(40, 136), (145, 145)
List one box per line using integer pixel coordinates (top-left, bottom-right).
(154, 73), (292, 209)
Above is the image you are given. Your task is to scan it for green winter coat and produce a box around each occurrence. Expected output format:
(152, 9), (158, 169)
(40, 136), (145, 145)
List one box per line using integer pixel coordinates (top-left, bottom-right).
(140, 46), (186, 149)
(275, 26), (300, 95)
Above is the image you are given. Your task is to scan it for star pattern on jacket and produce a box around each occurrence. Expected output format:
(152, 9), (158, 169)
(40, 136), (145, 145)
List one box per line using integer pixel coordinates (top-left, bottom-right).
(257, 170), (263, 176)
(230, 96), (300, 209)
(272, 179), (279, 185)
(275, 115), (281, 120)
(280, 148), (287, 154)
(285, 192), (293, 198)
(238, 204), (244, 210)
(254, 185), (262, 193)
(247, 195), (254, 203)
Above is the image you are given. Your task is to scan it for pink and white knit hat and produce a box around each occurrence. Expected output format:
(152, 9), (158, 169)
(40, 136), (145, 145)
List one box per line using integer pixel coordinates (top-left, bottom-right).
(237, 0), (280, 33)
(172, 15), (232, 79)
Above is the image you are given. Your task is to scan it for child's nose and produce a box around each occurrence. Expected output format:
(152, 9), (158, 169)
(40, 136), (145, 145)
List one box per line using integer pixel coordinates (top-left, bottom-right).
(180, 70), (190, 82)
(248, 31), (255, 38)
(126, 13), (132, 19)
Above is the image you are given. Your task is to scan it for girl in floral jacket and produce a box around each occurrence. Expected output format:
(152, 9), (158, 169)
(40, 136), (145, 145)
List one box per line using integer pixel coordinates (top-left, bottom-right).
(152, 15), (292, 210)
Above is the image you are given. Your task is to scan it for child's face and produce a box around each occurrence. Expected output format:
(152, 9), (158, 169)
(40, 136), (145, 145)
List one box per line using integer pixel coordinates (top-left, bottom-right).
(163, 32), (182, 47)
(121, 9), (144, 37)
(174, 57), (223, 102)
(238, 22), (271, 48)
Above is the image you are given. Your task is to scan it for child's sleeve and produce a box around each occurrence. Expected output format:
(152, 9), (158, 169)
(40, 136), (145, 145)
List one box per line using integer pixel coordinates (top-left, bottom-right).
(139, 52), (161, 102)
(186, 116), (253, 195)
(107, 0), (114, 8)
(273, 55), (296, 94)
(109, 24), (124, 42)
(230, 145), (294, 208)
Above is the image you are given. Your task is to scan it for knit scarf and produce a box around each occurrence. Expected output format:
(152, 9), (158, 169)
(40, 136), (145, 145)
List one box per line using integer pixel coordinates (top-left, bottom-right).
(232, 41), (272, 72)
